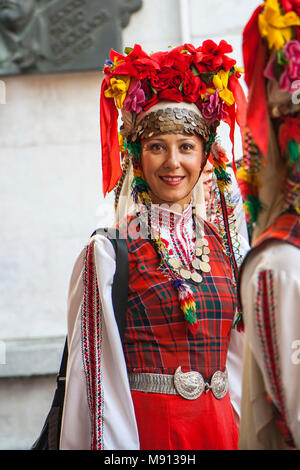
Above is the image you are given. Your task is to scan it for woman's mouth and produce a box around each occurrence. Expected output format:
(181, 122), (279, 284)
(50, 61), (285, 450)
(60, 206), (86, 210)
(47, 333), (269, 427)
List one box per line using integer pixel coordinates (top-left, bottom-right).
(159, 176), (185, 186)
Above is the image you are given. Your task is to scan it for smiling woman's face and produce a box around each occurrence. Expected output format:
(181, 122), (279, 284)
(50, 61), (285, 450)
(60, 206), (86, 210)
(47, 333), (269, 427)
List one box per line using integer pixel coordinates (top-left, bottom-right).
(141, 133), (205, 211)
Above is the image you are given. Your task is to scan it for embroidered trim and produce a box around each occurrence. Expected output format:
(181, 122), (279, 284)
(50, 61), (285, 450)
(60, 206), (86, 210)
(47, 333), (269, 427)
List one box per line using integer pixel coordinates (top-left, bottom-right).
(81, 242), (104, 450)
(255, 270), (295, 446)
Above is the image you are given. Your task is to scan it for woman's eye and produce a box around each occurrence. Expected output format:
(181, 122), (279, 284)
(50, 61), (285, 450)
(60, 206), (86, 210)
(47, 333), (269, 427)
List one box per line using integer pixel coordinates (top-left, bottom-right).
(149, 143), (164, 151)
(181, 143), (194, 151)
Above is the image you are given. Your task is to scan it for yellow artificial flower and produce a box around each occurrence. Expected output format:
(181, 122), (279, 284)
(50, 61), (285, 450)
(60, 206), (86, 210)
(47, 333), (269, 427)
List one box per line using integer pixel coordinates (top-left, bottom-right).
(234, 65), (244, 74)
(118, 133), (125, 153)
(104, 76), (131, 109)
(258, 0), (300, 50)
(212, 70), (235, 106)
(205, 88), (216, 96)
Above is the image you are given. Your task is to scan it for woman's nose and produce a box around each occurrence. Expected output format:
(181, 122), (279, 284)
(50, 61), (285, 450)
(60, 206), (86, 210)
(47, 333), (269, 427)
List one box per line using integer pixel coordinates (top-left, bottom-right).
(163, 147), (180, 169)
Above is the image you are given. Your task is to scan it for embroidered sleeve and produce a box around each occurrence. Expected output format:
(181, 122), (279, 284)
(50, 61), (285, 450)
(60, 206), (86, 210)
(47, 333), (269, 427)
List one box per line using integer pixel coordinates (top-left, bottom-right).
(81, 240), (104, 450)
(254, 269), (300, 448)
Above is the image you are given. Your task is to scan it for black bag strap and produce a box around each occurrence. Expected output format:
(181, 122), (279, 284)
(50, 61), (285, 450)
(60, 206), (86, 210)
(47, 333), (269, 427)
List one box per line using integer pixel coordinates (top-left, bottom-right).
(93, 228), (129, 344)
(56, 338), (68, 384)
(58, 228), (128, 380)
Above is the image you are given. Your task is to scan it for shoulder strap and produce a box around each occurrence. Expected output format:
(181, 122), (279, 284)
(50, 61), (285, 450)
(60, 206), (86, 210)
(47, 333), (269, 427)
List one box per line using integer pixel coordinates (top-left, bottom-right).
(93, 228), (129, 343)
(58, 228), (129, 379)
(56, 338), (68, 383)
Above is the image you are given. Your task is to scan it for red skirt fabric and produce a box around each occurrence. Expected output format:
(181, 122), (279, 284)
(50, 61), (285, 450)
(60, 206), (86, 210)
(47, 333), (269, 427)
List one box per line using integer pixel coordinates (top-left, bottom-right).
(131, 390), (239, 450)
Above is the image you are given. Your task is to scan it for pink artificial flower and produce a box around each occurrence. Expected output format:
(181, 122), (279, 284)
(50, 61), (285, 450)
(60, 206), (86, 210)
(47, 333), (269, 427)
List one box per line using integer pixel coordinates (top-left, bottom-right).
(279, 40), (300, 92)
(201, 90), (228, 122)
(123, 78), (146, 113)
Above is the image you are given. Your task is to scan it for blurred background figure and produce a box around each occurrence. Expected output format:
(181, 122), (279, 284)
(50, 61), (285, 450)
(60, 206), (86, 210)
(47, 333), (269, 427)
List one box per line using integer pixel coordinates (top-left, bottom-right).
(237, 0), (300, 450)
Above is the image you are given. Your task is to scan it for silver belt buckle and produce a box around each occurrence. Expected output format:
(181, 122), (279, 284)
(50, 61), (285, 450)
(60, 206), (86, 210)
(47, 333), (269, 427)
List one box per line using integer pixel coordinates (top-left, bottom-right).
(208, 369), (228, 399)
(174, 366), (205, 400)
(174, 366), (228, 400)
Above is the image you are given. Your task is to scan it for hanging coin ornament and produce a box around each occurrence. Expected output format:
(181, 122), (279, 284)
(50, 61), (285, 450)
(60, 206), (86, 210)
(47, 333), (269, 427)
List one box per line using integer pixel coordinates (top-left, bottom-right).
(200, 261), (211, 273)
(192, 258), (201, 270)
(160, 207), (211, 284)
(180, 268), (191, 280)
(191, 272), (203, 283)
(195, 248), (203, 257)
(169, 257), (181, 269)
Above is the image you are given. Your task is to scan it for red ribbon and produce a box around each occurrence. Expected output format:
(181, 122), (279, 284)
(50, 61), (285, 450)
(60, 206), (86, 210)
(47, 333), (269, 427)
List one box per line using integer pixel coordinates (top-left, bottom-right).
(228, 74), (248, 173)
(243, 5), (269, 158)
(100, 77), (122, 197)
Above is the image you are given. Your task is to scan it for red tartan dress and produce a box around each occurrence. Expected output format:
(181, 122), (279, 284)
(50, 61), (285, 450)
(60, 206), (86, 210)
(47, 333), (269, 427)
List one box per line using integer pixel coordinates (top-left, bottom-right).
(120, 206), (239, 450)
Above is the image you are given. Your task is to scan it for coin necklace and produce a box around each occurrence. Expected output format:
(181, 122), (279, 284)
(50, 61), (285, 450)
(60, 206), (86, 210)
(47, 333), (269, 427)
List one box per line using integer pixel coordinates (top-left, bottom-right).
(163, 208), (211, 284)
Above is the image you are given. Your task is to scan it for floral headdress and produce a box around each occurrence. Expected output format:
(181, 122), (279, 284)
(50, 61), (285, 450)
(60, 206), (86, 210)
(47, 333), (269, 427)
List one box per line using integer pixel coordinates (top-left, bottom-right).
(237, 0), (300, 239)
(100, 41), (247, 197)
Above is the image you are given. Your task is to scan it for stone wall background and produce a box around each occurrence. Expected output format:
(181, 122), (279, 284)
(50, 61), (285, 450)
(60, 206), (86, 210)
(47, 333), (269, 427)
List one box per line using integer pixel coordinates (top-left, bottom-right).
(0, 0), (261, 450)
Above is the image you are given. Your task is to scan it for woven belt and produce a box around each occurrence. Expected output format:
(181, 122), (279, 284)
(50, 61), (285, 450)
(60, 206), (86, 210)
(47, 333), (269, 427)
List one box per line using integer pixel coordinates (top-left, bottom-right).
(128, 366), (228, 400)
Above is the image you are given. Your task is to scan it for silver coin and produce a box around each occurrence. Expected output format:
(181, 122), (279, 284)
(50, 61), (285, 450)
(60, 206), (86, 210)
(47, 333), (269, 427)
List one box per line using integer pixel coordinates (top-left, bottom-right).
(200, 261), (211, 273)
(202, 239), (209, 246)
(201, 255), (210, 263)
(195, 239), (204, 247)
(202, 246), (210, 255)
(168, 257), (180, 269)
(180, 268), (191, 280)
(192, 258), (201, 270)
(195, 248), (203, 257)
(191, 272), (203, 283)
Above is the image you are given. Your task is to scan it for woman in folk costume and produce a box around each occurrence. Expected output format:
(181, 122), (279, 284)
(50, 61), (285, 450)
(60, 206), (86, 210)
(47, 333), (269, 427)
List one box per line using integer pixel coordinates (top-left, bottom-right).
(237, 0), (300, 450)
(60, 41), (247, 450)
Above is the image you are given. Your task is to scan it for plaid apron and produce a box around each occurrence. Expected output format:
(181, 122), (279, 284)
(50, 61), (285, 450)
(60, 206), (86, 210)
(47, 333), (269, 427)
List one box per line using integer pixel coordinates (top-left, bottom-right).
(123, 219), (237, 379)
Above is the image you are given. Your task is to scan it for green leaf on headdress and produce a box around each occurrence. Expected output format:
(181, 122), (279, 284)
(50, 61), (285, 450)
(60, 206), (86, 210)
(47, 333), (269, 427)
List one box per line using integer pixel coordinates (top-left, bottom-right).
(277, 49), (289, 66)
(200, 72), (215, 84)
(179, 81), (183, 92)
(191, 65), (200, 77)
(287, 140), (300, 163)
(124, 47), (133, 55)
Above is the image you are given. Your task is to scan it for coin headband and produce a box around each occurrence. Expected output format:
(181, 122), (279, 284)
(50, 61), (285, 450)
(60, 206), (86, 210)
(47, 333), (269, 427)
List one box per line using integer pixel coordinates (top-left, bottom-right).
(123, 107), (213, 143)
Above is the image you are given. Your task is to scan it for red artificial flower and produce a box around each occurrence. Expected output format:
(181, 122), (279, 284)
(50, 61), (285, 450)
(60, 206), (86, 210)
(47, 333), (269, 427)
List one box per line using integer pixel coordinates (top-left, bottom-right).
(150, 67), (174, 91)
(159, 87), (183, 102)
(281, 0), (300, 15)
(193, 40), (236, 73)
(183, 43), (199, 54)
(182, 71), (206, 102)
(110, 44), (160, 79)
(151, 46), (193, 72)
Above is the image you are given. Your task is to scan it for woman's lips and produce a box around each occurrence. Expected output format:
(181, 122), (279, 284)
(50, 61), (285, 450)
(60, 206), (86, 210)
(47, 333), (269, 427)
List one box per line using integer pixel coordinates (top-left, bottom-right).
(159, 176), (185, 186)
